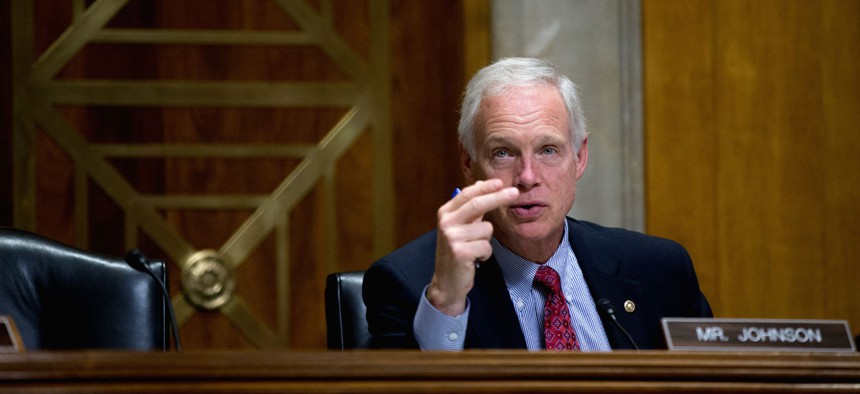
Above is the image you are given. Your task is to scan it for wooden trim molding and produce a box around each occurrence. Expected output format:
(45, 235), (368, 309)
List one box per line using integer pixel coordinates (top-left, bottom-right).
(0, 350), (858, 393)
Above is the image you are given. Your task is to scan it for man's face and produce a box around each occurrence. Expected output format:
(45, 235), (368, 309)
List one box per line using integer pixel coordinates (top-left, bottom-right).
(462, 84), (588, 259)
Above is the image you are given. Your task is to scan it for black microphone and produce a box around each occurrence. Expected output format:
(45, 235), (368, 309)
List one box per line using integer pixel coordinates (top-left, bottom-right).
(597, 298), (639, 350)
(125, 249), (183, 352)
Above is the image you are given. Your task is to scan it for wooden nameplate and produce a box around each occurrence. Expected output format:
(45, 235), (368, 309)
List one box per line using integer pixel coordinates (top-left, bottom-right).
(662, 318), (855, 352)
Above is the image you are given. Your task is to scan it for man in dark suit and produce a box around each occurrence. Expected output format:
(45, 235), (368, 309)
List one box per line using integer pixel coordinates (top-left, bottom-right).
(363, 58), (712, 350)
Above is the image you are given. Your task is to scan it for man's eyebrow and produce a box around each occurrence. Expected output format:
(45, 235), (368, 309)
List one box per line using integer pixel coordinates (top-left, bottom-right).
(482, 130), (569, 147)
(534, 134), (567, 145)
(484, 134), (512, 145)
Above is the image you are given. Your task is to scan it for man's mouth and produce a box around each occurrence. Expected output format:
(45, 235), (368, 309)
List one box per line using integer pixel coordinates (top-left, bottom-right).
(510, 202), (546, 218)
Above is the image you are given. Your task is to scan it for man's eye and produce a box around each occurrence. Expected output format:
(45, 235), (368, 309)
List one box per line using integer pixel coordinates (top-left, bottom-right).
(541, 147), (558, 155)
(494, 150), (510, 158)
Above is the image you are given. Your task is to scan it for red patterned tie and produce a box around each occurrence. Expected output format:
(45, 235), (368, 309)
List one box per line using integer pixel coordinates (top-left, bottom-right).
(534, 265), (580, 350)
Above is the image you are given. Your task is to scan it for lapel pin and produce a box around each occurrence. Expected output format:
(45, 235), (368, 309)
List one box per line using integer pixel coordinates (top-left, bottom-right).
(623, 300), (635, 313)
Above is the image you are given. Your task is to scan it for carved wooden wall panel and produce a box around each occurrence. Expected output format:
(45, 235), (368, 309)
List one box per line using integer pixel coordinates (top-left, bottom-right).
(11, 0), (407, 349)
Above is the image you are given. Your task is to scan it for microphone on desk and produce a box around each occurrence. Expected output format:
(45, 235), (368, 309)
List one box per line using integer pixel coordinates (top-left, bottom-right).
(597, 298), (639, 350)
(125, 249), (183, 352)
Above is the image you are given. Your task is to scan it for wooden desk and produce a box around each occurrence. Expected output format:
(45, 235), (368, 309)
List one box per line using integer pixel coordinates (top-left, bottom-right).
(1, 350), (858, 393)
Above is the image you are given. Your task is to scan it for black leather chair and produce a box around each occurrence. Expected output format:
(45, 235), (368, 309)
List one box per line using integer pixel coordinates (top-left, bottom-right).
(325, 271), (371, 349)
(0, 228), (168, 351)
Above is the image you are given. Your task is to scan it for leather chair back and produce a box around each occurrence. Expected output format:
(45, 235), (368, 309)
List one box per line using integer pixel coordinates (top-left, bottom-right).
(0, 228), (168, 350)
(325, 271), (371, 349)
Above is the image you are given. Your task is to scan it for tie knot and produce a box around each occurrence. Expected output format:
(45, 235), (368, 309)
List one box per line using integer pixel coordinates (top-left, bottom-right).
(534, 265), (562, 293)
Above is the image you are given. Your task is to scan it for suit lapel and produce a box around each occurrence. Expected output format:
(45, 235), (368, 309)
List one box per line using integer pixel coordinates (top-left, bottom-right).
(577, 266), (647, 349)
(465, 257), (526, 349)
(567, 219), (647, 350)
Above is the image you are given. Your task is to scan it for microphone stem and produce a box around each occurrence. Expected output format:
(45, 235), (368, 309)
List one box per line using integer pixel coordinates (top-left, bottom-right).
(609, 314), (639, 350)
(143, 266), (183, 352)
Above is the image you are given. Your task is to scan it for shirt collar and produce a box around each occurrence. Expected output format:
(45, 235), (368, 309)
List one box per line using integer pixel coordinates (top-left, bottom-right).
(492, 220), (571, 288)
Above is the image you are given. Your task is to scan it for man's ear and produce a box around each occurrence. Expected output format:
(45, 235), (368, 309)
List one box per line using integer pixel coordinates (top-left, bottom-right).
(460, 143), (476, 184)
(575, 137), (589, 180)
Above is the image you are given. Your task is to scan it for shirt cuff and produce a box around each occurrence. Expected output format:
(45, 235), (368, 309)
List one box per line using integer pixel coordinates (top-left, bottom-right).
(413, 284), (469, 351)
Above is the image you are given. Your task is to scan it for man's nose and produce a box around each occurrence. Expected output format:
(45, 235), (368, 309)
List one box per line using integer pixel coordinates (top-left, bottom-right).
(516, 156), (539, 189)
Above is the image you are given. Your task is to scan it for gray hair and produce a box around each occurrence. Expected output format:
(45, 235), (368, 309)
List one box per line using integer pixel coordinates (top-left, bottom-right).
(458, 57), (587, 158)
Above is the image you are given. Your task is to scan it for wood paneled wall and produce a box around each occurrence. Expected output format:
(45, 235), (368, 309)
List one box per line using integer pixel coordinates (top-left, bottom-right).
(390, 0), (468, 247)
(644, 0), (860, 333)
(1, 1), (11, 227)
(5, 1), (470, 349)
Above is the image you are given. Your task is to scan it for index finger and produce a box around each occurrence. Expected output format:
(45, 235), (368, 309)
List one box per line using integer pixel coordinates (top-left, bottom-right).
(444, 180), (519, 224)
(443, 179), (502, 210)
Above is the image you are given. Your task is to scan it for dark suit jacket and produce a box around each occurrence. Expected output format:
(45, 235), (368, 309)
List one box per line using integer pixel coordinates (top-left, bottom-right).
(362, 218), (713, 350)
